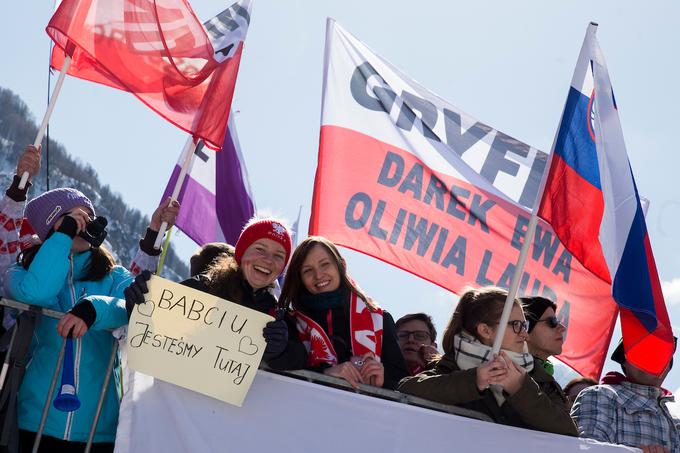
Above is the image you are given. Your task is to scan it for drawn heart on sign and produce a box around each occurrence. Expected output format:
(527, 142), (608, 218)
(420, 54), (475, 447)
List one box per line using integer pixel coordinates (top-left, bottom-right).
(238, 336), (258, 356)
(135, 299), (156, 318)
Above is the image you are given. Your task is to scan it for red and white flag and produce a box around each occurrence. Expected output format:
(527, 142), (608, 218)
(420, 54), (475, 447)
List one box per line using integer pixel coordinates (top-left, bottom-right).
(310, 20), (618, 379)
(47, 0), (252, 150)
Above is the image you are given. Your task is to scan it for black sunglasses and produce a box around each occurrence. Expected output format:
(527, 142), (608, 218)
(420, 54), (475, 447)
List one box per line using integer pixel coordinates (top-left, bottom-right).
(535, 316), (562, 329)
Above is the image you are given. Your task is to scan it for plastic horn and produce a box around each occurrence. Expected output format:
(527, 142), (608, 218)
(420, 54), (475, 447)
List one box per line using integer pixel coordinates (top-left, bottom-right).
(53, 338), (81, 412)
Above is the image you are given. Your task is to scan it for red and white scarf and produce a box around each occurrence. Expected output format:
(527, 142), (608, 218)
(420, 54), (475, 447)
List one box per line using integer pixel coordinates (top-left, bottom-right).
(295, 292), (383, 367)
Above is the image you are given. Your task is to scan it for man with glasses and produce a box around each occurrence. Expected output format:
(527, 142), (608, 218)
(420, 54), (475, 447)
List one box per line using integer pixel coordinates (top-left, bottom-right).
(395, 313), (439, 375)
(521, 296), (572, 427)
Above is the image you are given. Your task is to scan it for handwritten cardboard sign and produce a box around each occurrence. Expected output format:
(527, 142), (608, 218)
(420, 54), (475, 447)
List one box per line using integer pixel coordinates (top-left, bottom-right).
(127, 276), (273, 407)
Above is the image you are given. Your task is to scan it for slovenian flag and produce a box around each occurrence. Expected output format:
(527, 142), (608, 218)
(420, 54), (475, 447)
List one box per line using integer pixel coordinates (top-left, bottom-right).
(538, 23), (673, 375)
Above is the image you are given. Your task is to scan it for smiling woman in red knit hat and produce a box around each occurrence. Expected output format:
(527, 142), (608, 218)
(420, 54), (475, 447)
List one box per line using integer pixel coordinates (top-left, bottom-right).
(124, 215), (307, 371)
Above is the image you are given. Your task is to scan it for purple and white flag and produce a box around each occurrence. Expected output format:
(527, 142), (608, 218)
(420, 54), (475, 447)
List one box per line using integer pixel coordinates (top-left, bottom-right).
(161, 111), (255, 246)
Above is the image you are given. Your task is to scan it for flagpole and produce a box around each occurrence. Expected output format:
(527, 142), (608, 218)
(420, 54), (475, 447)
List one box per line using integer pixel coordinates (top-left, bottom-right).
(156, 226), (173, 276)
(491, 164), (559, 354)
(491, 211), (542, 355)
(19, 55), (72, 190)
(488, 23), (593, 354)
(153, 136), (198, 250)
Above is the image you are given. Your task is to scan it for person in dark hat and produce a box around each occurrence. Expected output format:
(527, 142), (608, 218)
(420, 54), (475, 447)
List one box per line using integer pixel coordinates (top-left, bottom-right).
(521, 296), (567, 376)
(571, 338), (679, 452)
(520, 296), (573, 432)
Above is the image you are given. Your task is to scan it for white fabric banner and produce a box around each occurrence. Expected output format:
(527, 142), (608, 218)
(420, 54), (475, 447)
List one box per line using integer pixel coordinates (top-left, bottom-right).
(115, 369), (637, 453)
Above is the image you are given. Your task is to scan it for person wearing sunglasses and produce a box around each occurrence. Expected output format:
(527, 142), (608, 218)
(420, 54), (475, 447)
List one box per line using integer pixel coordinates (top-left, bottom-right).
(522, 296), (567, 372)
(395, 313), (439, 375)
(398, 287), (578, 436)
(521, 296), (574, 431)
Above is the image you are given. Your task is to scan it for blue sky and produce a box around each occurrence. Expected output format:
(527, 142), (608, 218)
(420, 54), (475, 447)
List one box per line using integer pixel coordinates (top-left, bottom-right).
(2, 1), (679, 388)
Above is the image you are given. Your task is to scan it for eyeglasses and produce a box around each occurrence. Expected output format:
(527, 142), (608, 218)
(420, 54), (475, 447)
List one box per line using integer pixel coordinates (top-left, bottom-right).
(507, 320), (529, 334)
(397, 330), (431, 342)
(535, 316), (562, 329)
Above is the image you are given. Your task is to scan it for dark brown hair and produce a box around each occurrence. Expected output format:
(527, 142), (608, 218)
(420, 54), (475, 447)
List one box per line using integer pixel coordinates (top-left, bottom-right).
(203, 254), (250, 304)
(190, 242), (235, 277)
(279, 236), (377, 312)
(563, 376), (597, 398)
(441, 286), (521, 353)
(19, 243), (116, 282)
(396, 313), (437, 343)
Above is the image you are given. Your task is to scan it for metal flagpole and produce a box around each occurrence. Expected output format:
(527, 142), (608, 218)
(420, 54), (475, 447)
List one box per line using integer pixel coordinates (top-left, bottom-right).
(0, 327), (18, 391)
(491, 23), (600, 355)
(489, 45), (585, 355)
(491, 140), (562, 354)
(18, 55), (72, 190)
(84, 342), (118, 453)
(45, 20), (56, 191)
(32, 338), (67, 453)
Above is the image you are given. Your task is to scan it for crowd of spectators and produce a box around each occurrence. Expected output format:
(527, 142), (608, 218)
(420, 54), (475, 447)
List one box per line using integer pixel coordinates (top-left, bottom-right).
(1, 145), (678, 453)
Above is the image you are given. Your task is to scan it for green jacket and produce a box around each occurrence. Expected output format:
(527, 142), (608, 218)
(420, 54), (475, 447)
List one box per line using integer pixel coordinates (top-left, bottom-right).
(397, 352), (578, 437)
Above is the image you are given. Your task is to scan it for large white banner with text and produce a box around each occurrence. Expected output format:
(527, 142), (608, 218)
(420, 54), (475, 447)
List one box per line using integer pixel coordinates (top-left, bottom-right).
(115, 369), (636, 453)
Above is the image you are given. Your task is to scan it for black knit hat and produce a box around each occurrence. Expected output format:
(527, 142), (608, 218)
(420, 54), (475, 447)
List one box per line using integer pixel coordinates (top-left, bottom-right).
(610, 339), (626, 365)
(520, 296), (557, 333)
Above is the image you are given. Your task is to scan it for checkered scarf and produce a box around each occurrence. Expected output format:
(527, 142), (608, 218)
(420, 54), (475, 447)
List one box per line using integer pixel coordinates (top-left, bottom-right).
(453, 331), (534, 405)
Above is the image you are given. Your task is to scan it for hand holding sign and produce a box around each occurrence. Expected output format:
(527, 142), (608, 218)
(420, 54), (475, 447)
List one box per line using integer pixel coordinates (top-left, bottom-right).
(127, 276), (273, 407)
(262, 316), (289, 358)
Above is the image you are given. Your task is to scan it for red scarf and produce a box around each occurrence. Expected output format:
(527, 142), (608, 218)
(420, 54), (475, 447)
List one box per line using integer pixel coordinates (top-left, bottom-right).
(295, 292), (383, 367)
(601, 371), (673, 397)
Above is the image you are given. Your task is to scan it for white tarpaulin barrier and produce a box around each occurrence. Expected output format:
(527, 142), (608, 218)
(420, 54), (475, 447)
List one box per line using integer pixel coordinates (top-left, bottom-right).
(114, 369), (637, 453)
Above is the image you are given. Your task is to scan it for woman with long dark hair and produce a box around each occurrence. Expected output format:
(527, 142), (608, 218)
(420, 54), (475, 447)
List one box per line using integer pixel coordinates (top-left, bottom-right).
(278, 236), (408, 389)
(398, 287), (577, 436)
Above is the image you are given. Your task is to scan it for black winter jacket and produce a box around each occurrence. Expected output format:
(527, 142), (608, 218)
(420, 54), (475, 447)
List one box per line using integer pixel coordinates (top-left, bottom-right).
(181, 275), (307, 371)
(298, 303), (408, 390)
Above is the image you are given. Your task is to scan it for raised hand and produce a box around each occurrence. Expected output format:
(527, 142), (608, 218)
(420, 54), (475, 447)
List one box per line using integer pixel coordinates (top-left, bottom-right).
(53, 207), (92, 235)
(150, 197), (180, 231)
(16, 144), (42, 181)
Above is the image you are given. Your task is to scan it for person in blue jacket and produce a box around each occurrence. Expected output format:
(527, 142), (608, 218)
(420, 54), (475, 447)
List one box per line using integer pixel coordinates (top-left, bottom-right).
(4, 188), (131, 453)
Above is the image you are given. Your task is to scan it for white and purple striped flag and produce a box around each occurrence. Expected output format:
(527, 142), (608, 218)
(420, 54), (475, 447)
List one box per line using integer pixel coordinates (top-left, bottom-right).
(161, 111), (255, 246)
